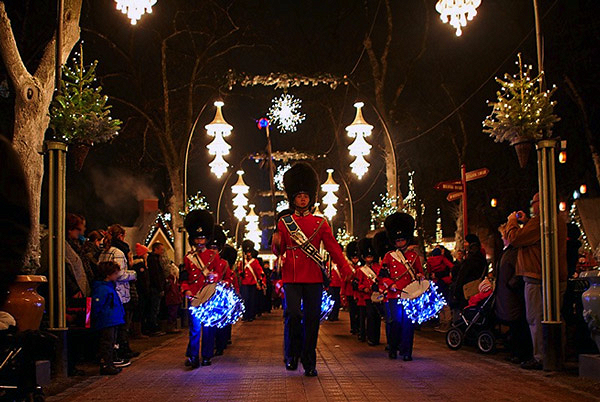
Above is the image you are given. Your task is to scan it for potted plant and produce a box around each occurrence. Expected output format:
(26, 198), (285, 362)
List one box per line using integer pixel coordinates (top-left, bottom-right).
(483, 53), (560, 168)
(49, 44), (121, 170)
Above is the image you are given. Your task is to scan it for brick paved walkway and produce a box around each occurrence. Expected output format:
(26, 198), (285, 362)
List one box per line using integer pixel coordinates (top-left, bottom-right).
(48, 311), (599, 402)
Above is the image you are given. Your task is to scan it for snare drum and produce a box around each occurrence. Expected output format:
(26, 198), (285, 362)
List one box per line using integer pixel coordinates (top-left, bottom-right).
(400, 279), (430, 300)
(190, 282), (218, 307)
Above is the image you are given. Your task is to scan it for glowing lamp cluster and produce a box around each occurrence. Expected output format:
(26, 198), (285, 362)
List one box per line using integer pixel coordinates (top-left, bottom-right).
(206, 101), (232, 179)
(435, 0), (481, 36)
(188, 282), (245, 328)
(115, 0), (156, 25)
(245, 204), (262, 247)
(231, 171), (249, 221)
(398, 282), (446, 325)
(346, 102), (373, 179)
(267, 94), (306, 133)
(321, 169), (339, 221)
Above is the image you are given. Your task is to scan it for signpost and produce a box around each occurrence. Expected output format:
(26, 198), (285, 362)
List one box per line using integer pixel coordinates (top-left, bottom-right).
(435, 165), (489, 237)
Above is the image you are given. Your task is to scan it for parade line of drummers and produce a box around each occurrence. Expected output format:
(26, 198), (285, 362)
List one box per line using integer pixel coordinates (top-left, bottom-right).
(80, 163), (449, 376)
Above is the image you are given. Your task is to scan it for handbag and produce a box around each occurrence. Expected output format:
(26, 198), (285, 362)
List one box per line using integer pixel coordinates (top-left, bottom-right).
(462, 279), (481, 299)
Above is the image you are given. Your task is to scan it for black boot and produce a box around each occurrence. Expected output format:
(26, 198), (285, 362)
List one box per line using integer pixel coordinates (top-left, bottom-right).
(285, 357), (298, 371)
(201, 358), (212, 366)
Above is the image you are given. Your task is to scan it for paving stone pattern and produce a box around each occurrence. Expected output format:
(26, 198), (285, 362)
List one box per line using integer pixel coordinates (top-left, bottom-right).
(48, 312), (600, 402)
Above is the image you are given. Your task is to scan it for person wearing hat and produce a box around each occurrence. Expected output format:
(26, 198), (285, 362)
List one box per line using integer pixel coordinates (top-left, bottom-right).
(342, 241), (361, 335)
(271, 163), (352, 377)
(326, 260), (343, 322)
(379, 212), (424, 361)
(239, 240), (264, 322)
(181, 210), (222, 368)
(356, 238), (383, 346)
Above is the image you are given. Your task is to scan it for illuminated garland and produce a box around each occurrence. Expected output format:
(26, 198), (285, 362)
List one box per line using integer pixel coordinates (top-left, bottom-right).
(320, 291), (335, 322)
(370, 192), (400, 229)
(398, 281), (446, 325)
(144, 213), (175, 245)
(189, 282), (245, 328)
(226, 70), (347, 90)
(274, 164), (292, 191)
(569, 203), (592, 252)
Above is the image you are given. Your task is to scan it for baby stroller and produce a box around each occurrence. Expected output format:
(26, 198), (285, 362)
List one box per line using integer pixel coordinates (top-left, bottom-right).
(445, 292), (497, 353)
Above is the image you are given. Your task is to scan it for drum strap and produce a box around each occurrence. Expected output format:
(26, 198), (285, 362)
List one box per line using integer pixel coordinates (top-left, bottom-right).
(244, 258), (260, 284)
(390, 250), (417, 281)
(360, 266), (378, 282)
(193, 252), (215, 279)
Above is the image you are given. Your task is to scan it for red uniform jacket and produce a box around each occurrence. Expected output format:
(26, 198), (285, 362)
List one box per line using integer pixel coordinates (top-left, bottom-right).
(239, 258), (264, 287)
(379, 249), (424, 300)
(341, 263), (359, 297)
(329, 263), (343, 288)
(356, 263), (381, 306)
(181, 248), (222, 296)
(274, 212), (351, 283)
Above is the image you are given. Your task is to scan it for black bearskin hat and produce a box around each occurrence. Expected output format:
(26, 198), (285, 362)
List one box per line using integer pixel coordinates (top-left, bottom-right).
(384, 212), (415, 242)
(242, 240), (255, 254)
(345, 240), (359, 259)
(220, 244), (238, 268)
(210, 225), (226, 251)
(464, 233), (481, 245)
(283, 163), (319, 209)
(184, 209), (214, 246)
(358, 238), (376, 259)
(373, 230), (392, 259)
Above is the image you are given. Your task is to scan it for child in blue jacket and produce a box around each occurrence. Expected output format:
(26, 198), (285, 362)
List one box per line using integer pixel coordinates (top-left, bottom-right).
(92, 261), (125, 375)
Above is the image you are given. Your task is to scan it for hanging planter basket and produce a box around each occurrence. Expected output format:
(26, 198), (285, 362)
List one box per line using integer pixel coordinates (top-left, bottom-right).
(511, 139), (533, 169)
(71, 142), (91, 171)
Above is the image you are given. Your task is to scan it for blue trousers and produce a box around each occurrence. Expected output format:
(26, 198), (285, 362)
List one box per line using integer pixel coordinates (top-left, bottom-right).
(186, 309), (216, 359)
(215, 325), (231, 352)
(386, 300), (415, 357)
(241, 285), (256, 320)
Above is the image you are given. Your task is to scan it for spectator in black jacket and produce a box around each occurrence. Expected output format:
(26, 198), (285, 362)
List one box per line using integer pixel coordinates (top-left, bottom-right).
(146, 242), (166, 336)
(451, 234), (488, 309)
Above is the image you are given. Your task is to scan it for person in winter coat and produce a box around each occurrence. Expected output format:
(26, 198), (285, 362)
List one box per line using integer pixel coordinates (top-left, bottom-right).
(82, 231), (104, 277)
(495, 223), (532, 364)
(98, 224), (138, 360)
(146, 243), (167, 336)
(451, 234), (488, 310)
(164, 259), (182, 334)
(92, 261), (126, 375)
(131, 243), (150, 339)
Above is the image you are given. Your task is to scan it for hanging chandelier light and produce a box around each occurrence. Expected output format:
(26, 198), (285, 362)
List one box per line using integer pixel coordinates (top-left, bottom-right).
(321, 169), (339, 221)
(115, 0), (157, 25)
(346, 102), (373, 179)
(206, 101), (232, 179)
(245, 204), (262, 246)
(231, 170), (249, 221)
(435, 0), (481, 36)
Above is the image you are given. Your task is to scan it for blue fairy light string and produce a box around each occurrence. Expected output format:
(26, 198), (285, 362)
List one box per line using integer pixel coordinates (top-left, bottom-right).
(320, 291), (335, 321)
(189, 283), (245, 328)
(398, 281), (446, 324)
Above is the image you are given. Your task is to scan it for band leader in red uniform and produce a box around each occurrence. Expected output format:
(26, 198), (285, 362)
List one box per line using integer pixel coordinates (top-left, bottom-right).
(272, 163), (351, 377)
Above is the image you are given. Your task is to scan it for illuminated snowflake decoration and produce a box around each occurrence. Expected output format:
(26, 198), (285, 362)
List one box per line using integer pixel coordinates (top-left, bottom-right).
(276, 200), (290, 213)
(267, 94), (306, 133)
(274, 164), (292, 191)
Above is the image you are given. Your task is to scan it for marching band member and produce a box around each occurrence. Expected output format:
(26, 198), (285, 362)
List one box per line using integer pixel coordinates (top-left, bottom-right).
(181, 210), (222, 369)
(219, 243), (239, 350)
(239, 240), (263, 322)
(378, 212), (424, 361)
(272, 163), (352, 377)
(357, 238), (383, 346)
(327, 261), (343, 321)
(342, 241), (360, 335)
(210, 225), (233, 356)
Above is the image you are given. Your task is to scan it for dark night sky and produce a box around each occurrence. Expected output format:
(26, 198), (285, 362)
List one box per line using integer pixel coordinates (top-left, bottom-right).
(1, 0), (599, 243)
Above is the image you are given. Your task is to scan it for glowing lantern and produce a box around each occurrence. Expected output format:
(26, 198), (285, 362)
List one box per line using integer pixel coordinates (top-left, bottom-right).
(558, 151), (567, 164)
(559, 202), (566, 212)
(490, 198), (497, 208)
(115, 0), (156, 25)
(206, 101), (232, 179)
(435, 0), (481, 36)
(346, 102), (373, 179)
(580, 184), (587, 195)
(321, 169), (339, 221)
(231, 171), (248, 221)
(245, 204), (262, 246)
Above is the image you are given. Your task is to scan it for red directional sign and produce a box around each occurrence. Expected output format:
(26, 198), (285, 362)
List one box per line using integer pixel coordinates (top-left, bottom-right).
(465, 168), (489, 182)
(446, 192), (462, 202)
(435, 182), (463, 191)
